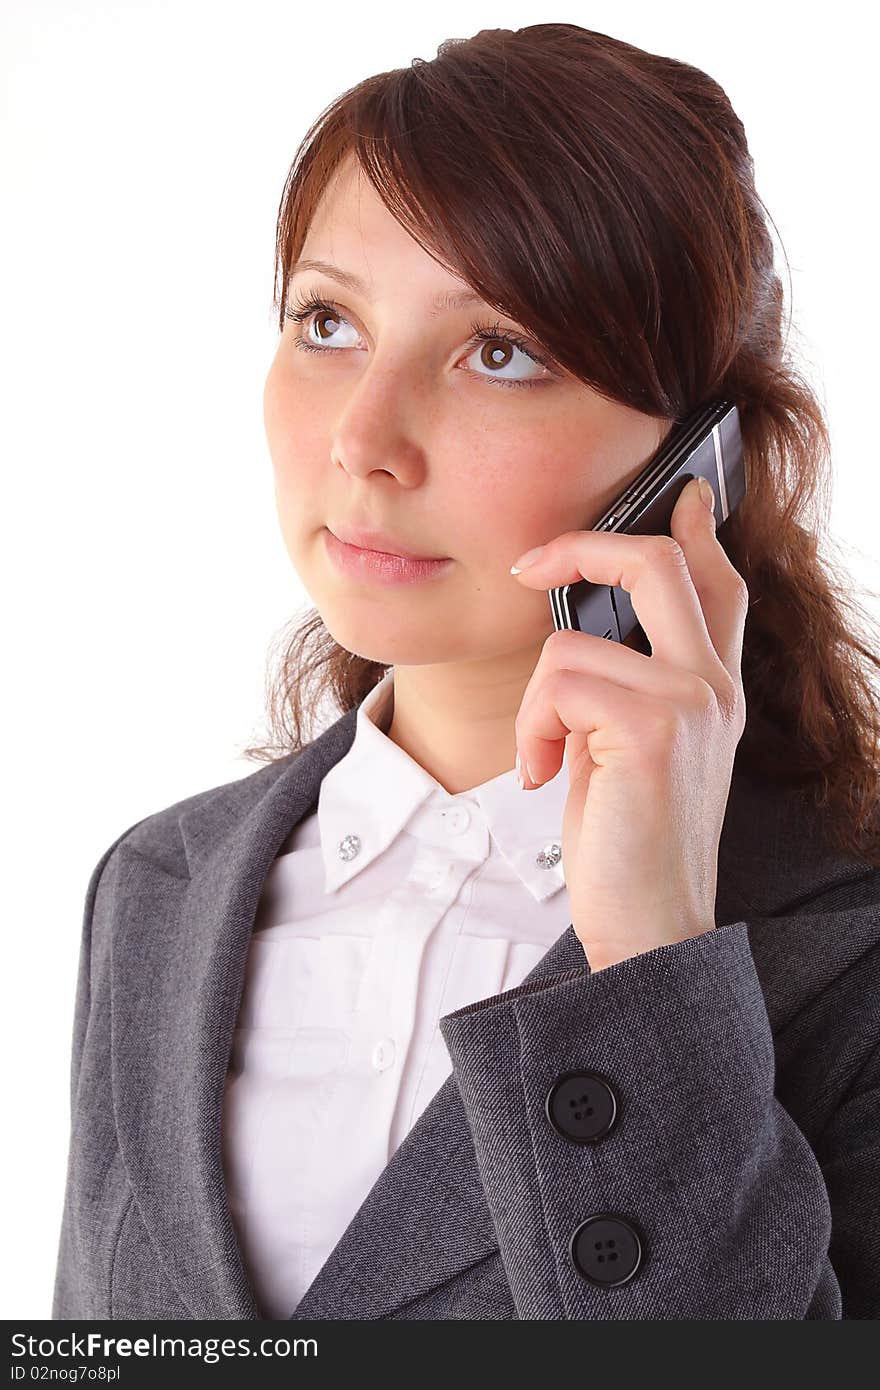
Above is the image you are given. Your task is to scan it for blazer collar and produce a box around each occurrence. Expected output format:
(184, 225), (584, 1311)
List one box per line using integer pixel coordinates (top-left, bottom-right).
(110, 699), (876, 1320)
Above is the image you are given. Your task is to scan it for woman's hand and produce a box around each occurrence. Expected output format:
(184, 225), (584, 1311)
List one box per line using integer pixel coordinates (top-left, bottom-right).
(510, 476), (749, 972)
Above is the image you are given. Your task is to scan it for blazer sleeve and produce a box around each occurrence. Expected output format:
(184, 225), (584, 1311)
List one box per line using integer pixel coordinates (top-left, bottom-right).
(51, 819), (148, 1320)
(439, 912), (879, 1320)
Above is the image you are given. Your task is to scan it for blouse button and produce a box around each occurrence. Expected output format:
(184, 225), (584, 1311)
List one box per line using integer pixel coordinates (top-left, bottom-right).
(371, 1037), (396, 1072)
(536, 842), (562, 869)
(441, 806), (471, 835)
(337, 833), (362, 861)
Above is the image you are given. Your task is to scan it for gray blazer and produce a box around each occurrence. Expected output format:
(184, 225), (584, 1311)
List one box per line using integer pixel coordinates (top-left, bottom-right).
(52, 702), (880, 1320)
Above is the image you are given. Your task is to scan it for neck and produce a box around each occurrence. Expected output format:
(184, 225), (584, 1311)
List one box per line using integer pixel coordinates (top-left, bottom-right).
(380, 624), (650, 795)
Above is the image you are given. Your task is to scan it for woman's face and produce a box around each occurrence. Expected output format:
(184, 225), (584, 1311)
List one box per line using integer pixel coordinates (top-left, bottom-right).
(264, 154), (672, 668)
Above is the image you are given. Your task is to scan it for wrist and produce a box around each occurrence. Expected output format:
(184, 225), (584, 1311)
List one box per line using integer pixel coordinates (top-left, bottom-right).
(576, 919), (717, 972)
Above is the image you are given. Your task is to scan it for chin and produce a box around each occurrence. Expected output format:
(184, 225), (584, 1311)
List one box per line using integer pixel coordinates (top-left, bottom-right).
(318, 612), (459, 667)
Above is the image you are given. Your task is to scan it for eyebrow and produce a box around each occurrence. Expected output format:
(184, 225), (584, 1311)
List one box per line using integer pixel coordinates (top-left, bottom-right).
(288, 258), (490, 318)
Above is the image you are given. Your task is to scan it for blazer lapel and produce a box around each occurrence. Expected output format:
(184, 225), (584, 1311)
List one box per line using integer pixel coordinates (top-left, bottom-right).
(111, 712), (356, 1320)
(111, 699), (876, 1321)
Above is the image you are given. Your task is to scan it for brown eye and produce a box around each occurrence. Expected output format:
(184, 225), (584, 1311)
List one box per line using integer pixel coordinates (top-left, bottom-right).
(463, 328), (549, 388)
(479, 340), (514, 370)
(314, 311), (341, 342)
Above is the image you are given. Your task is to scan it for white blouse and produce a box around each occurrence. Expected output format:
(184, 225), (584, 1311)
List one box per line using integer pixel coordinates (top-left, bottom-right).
(221, 666), (573, 1318)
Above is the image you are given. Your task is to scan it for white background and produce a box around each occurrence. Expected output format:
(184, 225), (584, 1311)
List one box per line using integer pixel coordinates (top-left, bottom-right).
(2, 1), (877, 1319)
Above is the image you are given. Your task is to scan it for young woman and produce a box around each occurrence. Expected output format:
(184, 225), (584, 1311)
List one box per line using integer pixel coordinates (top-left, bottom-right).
(53, 24), (880, 1321)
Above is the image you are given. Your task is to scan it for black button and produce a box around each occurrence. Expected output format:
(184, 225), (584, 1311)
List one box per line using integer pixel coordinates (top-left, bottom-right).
(544, 1070), (618, 1143)
(569, 1214), (644, 1286)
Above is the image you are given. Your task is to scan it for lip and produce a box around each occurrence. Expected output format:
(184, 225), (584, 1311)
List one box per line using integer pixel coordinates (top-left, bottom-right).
(328, 523), (448, 560)
(324, 528), (454, 585)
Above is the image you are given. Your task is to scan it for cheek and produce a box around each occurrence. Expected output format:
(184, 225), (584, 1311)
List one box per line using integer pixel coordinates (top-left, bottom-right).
(496, 437), (617, 541)
(459, 440), (575, 553)
(262, 361), (291, 466)
(263, 351), (312, 441)
(264, 363), (323, 485)
(262, 352), (284, 424)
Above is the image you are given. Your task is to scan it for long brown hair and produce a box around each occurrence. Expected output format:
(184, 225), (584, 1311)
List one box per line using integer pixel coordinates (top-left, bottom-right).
(241, 23), (880, 866)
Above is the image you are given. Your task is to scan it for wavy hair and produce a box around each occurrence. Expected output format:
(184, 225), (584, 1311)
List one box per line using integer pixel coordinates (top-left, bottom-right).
(240, 23), (880, 867)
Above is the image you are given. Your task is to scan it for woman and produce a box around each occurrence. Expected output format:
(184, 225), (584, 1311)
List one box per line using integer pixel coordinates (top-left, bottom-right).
(53, 24), (880, 1320)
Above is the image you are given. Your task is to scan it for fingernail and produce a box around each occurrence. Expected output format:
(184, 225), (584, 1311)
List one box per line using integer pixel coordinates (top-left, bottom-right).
(697, 477), (715, 513)
(510, 544), (545, 574)
(515, 750), (525, 790)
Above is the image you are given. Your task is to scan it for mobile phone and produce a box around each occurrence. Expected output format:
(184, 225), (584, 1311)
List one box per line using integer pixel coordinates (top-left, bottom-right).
(549, 399), (746, 641)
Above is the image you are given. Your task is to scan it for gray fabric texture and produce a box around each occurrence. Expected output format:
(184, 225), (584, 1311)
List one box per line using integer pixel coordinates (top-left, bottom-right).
(51, 702), (880, 1319)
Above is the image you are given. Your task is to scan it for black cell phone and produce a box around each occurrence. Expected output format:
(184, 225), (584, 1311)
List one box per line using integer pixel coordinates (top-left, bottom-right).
(549, 399), (746, 641)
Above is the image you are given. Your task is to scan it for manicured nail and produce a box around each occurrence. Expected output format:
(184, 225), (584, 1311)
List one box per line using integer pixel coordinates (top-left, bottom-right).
(697, 477), (715, 512)
(510, 544), (546, 574)
(515, 750), (525, 790)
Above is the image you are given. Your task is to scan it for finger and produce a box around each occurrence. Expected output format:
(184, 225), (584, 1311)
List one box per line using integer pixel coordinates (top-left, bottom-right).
(516, 665), (675, 787)
(510, 478), (735, 695)
(528, 627), (708, 707)
(668, 477), (749, 681)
